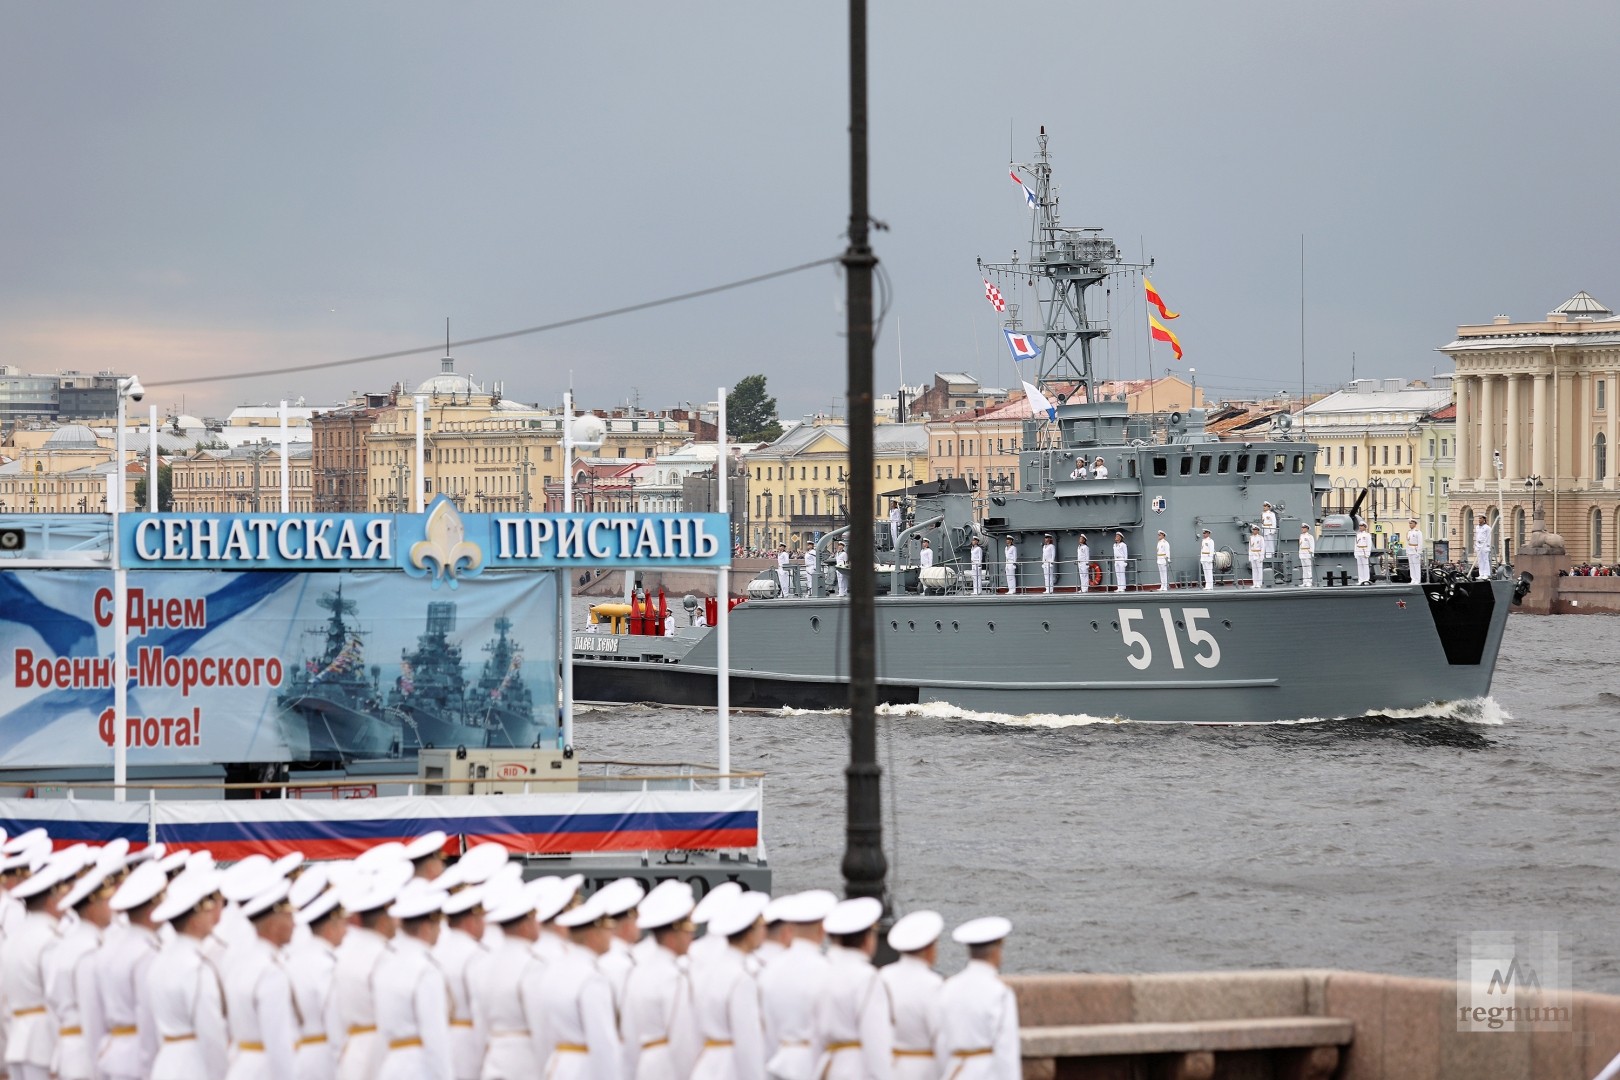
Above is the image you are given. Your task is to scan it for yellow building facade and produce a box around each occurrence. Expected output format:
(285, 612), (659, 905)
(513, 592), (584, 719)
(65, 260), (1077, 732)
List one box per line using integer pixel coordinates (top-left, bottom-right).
(743, 422), (928, 550)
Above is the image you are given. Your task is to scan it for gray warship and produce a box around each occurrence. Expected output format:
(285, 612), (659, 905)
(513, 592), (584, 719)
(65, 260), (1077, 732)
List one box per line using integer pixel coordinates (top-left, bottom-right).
(573, 131), (1527, 723)
(277, 583), (403, 759)
(390, 600), (485, 750)
(468, 615), (547, 749)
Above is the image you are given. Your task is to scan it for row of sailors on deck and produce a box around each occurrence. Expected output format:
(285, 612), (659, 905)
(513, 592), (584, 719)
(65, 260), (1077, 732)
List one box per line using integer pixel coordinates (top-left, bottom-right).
(1066, 458), (1109, 481)
(0, 827), (1020, 1080)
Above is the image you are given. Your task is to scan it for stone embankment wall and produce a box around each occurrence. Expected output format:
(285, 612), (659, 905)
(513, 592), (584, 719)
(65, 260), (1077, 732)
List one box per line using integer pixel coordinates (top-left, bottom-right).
(1512, 551), (1620, 615)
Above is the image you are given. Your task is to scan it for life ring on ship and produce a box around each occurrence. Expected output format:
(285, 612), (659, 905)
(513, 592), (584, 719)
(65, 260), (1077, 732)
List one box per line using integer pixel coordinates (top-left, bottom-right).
(1089, 563), (1103, 588)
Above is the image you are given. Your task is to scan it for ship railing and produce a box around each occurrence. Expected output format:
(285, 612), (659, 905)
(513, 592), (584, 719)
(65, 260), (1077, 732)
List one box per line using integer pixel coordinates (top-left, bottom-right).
(943, 555), (1147, 594)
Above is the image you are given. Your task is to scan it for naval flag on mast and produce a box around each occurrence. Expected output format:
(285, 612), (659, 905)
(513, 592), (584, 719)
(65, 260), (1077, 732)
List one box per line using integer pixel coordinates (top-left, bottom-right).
(1009, 169), (1038, 209)
(1022, 380), (1057, 420)
(1003, 328), (1040, 362)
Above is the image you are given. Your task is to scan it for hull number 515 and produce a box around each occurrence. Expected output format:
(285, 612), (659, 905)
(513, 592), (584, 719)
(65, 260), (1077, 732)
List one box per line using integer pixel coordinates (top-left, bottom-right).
(1117, 608), (1221, 670)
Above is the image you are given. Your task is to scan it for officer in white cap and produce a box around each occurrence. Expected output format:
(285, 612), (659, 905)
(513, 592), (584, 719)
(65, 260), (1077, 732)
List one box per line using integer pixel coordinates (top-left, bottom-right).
(540, 892), (623, 1080)
(373, 879), (453, 1080)
(812, 896), (892, 1079)
(684, 880), (743, 974)
(756, 889), (835, 1078)
(222, 878), (300, 1080)
(934, 917), (1018, 1078)
(753, 903), (793, 971)
(435, 842), (507, 894)
(434, 883), (488, 1080)
(592, 877), (647, 1010)
(689, 890), (769, 1080)
(47, 850), (120, 1080)
(210, 855), (286, 966)
(620, 882), (699, 1080)
(473, 877), (558, 1077)
(5, 848), (85, 1080)
(1261, 502), (1278, 558)
(147, 867), (229, 1080)
(98, 860), (168, 1080)
(286, 884), (347, 1080)
(402, 831), (450, 882)
(332, 861), (413, 1080)
(881, 911), (944, 1078)
(630, 879), (691, 966)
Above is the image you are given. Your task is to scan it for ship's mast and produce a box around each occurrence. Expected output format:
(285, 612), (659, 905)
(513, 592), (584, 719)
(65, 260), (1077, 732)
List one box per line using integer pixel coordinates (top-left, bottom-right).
(982, 127), (1140, 411)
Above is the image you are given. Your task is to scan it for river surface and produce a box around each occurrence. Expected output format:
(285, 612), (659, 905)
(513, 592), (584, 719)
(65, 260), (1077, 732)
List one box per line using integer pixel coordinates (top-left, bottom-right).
(572, 614), (1620, 989)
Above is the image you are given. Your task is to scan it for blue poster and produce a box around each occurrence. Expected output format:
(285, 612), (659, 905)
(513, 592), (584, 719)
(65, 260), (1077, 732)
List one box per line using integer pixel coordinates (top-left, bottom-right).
(0, 569), (558, 767)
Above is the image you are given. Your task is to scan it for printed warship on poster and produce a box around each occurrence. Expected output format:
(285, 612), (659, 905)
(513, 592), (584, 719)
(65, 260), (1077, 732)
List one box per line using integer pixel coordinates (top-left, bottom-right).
(389, 599), (486, 751)
(467, 614), (544, 749)
(276, 581), (403, 760)
(572, 129), (1530, 723)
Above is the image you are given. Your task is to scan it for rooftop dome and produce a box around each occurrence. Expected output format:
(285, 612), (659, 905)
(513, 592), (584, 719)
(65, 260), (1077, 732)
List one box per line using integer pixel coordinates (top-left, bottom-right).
(44, 424), (101, 449)
(414, 355), (483, 397)
(1551, 290), (1613, 319)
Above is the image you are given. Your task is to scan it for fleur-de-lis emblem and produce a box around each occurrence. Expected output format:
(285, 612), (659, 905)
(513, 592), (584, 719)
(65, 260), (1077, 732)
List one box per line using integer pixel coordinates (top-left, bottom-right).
(408, 499), (483, 589)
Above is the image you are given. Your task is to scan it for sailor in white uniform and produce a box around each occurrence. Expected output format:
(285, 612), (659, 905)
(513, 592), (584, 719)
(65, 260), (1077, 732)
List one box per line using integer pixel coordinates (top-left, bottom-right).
(333, 861), (414, 1080)
(689, 891), (770, 1080)
(222, 878), (300, 1080)
(889, 503), (902, 548)
(1354, 522), (1373, 585)
(1405, 518), (1424, 584)
(405, 830), (451, 884)
(287, 884), (348, 1080)
(777, 546), (792, 597)
(803, 546), (819, 596)
(1199, 530), (1215, 590)
(684, 881), (743, 976)
(1248, 526), (1266, 589)
(1261, 502), (1278, 558)
(835, 542), (850, 597)
(1092, 457), (1109, 480)
(1002, 538), (1017, 595)
(1155, 531), (1171, 591)
(1474, 514), (1493, 578)
(1040, 535), (1056, 593)
(1298, 524), (1315, 588)
(918, 537), (934, 572)
(1069, 460), (1088, 480)
(1111, 533), (1128, 593)
(756, 890), (835, 1079)
(540, 892), (623, 1080)
(98, 860), (169, 1080)
(880, 911), (945, 1080)
(933, 917), (1020, 1080)
(4, 848), (83, 1080)
(620, 882), (700, 1080)
(812, 897), (893, 1080)
(753, 907), (792, 974)
(473, 877), (556, 1079)
(373, 879), (453, 1080)
(592, 877), (647, 1012)
(433, 886), (490, 1080)
(1076, 534), (1091, 594)
(0, 831), (46, 1071)
(146, 868), (229, 1080)
(968, 537), (984, 596)
(49, 853), (122, 1080)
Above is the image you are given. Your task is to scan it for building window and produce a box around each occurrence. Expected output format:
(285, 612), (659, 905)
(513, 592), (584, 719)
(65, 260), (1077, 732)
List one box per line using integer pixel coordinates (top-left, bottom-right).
(1601, 380), (1608, 412)
(1597, 433), (1608, 482)
(1395, 445), (1402, 466)
(1337, 446), (1344, 466)
(1428, 438), (1435, 458)
(1515, 507), (1526, 552)
(1441, 439), (1449, 457)
(1351, 446), (1357, 466)
(1593, 508), (1604, 558)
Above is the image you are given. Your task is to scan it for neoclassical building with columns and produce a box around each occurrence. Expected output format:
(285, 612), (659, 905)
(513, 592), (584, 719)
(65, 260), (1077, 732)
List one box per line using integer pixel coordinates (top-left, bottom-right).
(1444, 291), (1620, 565)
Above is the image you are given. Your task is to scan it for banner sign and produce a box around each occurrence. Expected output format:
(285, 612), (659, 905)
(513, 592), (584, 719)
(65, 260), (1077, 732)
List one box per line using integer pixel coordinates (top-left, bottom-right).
(0, 569), (558, 768)
(0, 788), (762, 861)
(118, 497), (729, 579)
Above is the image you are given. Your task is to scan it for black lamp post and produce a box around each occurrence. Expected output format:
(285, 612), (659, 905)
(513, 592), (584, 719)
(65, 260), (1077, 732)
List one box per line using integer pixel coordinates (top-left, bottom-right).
(1524, 475), (1544, 519)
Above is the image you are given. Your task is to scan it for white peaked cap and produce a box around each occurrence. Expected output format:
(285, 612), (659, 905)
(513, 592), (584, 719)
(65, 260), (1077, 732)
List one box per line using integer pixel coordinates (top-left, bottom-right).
(157, 850), (191, 875)
(271, 852), (304, 878)
(184, 850), (216, 873)
(241, 877), (292, 919)
(93, 838), (132, 870)
(402, 831), (450, 861)
(765, 889), (838, 925)
(111, 861), (168, 912)
(533, 876), (579, 924)
(691, 881), (743, 926)
(555, 889), (608, 929)
(707, 890), (770, 939)
(388, 878), (448, 920)
(0, 842), (46, 874)
(61, 859), (120, 910)
(483, 862), (524, 895)
(353, 842), (408, 871)
(1, 828), (46, 855)
(341, 860), (415, 914)
(887, 910), (944, 953)
(824, 896), (883, 937)
(443, 882), (485, 916)
(220, 857), (281, 904)
(439, 843), (508, 889)
(296, 886), (344, 926)
(637, 881), (695, 930)
(288, 864), (330, 910)
(483, 878), (543, 925)
(13, 848), (85, 900)
(129, 842), (166, 866)
(593, 877), (646, 918)
(951, 915), (1012, 946)
(151, 868), (223, 923)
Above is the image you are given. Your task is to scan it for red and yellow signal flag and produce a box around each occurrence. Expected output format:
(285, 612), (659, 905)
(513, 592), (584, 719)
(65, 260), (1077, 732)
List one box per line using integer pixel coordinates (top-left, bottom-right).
(1144, 277), (1179, 320)
(1149, 313), (1184, 360)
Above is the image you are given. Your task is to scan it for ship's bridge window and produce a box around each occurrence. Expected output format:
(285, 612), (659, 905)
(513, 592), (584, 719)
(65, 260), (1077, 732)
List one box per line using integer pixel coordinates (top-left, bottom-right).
(1152, 456), (1168, 477)
(1218, 454), (1231, 473)
(1254, 453), (1269, 472)
(1236, 453), (1250, 473)
(1179, 456), (1193, 476)
(1199, 455), (1212, 475)
(1127, 459), (1138, 478)
(1274, 455), (1287, 473)
(1292, 454), (1307, 473)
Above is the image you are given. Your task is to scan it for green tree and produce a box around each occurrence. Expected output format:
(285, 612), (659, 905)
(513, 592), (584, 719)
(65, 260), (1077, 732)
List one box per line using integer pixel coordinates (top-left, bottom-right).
(727, 374), (783, 442)
(132, 462), (173, 511)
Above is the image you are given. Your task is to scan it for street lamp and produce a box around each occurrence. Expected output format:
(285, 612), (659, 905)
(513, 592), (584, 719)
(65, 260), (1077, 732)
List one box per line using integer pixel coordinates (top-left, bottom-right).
(513, 452), (537, 512)
(558, 392), (605, 757)
(1524, 475), (1545, 520)
(391, 461), (411, 512)
(112, 374), (144, 803)
(1492, 449), (1506, 567)
(1367, 477), (1386, 546)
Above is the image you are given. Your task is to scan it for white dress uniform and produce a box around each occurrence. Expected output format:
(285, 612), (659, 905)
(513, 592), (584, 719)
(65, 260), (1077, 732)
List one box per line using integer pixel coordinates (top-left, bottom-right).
(1111, 540), (1128, 593)
(811, 946), (893, 1080)
(223, 935), (299, 1080)
(1405, 525), (1424, 583)
(332, 926), (390, 1080)
(1076, 540), (1091, 593)
(286, 934), (342, 1080)
(472, 935), (550, 1078)
(534, 944), (621, 1080)
(620, 941), (699, 1080)
(1354, 529), (1373, 584)
(0, 889), (21, 1069)
(969, 545), (983, 595)
(147, 934), (229, 1080)
(1092, 460), (1109, 480)
(880, 955), (942, 1079)
(433, 925), (486, 1080)
(1040, 541), (1056, 593)
(776, 550), (791, 596)
(757, 937), (829, 1079)
(95, 921), (162, 1080)
(835, 548), (850, 597)
(374, 934), (453, 1080)
(598, 937), (635, 1014)
(918, 544), (934, 572)
(889, 506), (902, 547)
(3, 911), (62, 1080)
(933, 960), (1019, 1079)
(1199, 535), (1215, 590)
(1261, 507), (1278, 557)
(1298, 528), (1315, 588)
(1002, 543), (1017, 594)
(1155, 537), (1171, 591)
(689, 945), (766, 1080)
(804, 547), (820, 595)
(43, 917), (103, 1080)
(1248, 532), (1266, 588)
(1474, 521), (1493, 576)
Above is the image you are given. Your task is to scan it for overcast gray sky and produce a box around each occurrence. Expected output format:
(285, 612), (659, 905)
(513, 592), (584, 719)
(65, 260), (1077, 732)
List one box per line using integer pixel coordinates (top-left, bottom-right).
(3, 1), (1616, 421)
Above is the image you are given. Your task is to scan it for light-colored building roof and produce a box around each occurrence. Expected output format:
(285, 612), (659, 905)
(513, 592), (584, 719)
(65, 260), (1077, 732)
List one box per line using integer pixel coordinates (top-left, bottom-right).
(1299, 380), (1452, 421)
(1551, 290), (1613, 318)
(43, 424), (101, 449)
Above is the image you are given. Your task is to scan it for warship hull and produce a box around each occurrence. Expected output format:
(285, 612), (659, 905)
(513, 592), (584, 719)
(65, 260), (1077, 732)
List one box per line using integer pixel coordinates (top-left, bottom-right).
(278, 692), (401, 759)
(573, 579), (1513, 723)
